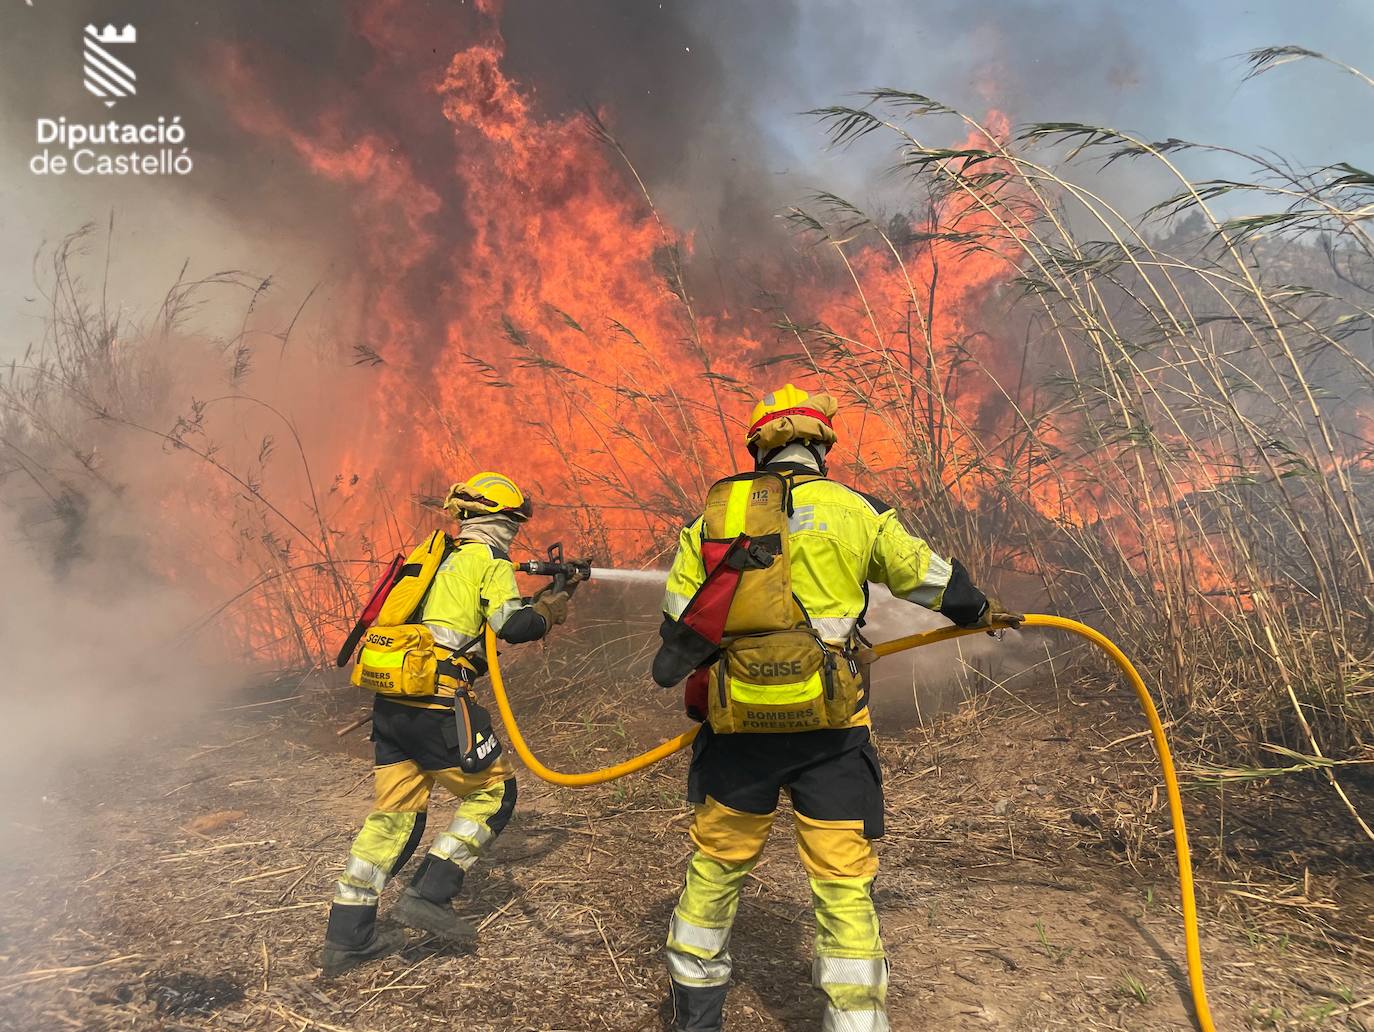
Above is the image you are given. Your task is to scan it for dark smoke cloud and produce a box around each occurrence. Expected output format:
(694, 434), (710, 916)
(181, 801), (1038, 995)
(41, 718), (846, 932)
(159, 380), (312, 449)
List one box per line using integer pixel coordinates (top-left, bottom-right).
(3, 0), (1374, 346)
(498, 0), (802, 247)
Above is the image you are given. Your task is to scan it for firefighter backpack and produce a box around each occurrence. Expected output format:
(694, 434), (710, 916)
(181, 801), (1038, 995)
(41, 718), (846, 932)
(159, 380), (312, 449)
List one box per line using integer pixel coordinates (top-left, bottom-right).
(670, 471), (866, 733)
(339, 531), (466, 698)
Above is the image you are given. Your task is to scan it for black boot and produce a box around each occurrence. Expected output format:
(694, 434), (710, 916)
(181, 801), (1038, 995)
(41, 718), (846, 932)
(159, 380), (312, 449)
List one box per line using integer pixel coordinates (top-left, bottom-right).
(391, 886), (477, 943)
(670, 981), (727, 1031)
(320, 926), (405, 977)
(409, 853), (465, 901)
(321, 901), (405, 976)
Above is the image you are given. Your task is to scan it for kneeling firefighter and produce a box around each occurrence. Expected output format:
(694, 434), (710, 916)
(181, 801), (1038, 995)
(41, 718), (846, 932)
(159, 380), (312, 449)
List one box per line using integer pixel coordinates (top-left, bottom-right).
(321, 472), (579, 976)
(652, 385), (1022, 1031)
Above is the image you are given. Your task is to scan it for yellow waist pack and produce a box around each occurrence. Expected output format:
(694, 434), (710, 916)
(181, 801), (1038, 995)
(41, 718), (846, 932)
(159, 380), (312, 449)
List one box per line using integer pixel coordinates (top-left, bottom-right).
(349, 625), (477, 697)
(706, 630), (866, 734)
(350, 624), (439, 696)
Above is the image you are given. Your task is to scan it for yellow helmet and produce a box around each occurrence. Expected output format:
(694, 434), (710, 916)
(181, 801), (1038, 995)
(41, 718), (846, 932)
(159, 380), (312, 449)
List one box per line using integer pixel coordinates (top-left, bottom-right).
(442, 471), (533, 522)
(746, 383), (839, 454)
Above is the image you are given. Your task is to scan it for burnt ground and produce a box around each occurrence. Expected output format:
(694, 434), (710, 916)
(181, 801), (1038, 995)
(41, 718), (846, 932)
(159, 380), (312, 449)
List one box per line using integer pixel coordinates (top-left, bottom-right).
(1, 650), (1371, 1032)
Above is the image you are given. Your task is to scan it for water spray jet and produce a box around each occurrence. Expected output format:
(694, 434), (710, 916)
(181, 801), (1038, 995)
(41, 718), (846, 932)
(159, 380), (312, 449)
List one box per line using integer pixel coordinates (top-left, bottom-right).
(585, 568), (669, 586)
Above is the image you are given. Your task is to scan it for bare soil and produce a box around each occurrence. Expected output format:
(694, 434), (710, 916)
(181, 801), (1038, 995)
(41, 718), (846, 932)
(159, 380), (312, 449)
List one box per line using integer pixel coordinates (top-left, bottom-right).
(1, 654), (1370, 1031)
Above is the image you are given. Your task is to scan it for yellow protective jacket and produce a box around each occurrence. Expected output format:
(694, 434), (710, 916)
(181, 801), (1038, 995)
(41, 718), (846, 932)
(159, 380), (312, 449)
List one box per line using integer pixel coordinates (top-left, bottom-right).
(423, 540), (527, 650)
(395, 540), (546, 709)
(662, 471), (986, 648)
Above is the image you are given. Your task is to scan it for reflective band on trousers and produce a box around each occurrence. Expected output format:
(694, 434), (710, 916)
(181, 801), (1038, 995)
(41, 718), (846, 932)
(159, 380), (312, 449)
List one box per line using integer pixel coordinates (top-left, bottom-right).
(344, 854), (388, 892)
(333, 854), (387, 906)
(449, 815), (493, 848)
(821, 1007), (890, 1032)
(814, 956), (887, 989)
(430, 834), (478, 866)
(430, 816), (492, 869)
(666, 946), (732, 987)
(668, 912), (730, 954)
(332, 881), (377, 906)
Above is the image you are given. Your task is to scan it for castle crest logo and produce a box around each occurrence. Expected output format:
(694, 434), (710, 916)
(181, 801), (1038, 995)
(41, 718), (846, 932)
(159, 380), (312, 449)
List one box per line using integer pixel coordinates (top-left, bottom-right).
(83, 24), (137, 107)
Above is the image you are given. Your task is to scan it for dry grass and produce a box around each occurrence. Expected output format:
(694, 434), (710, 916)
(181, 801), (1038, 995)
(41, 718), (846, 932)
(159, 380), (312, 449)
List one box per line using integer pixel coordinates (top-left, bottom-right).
(787, 59), (1374, 832)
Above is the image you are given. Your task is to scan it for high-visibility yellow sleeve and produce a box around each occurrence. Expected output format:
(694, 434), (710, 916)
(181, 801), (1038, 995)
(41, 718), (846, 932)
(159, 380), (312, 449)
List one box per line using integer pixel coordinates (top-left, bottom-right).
(866, 510), (953, 611)
(422, 546), (486, 643)
(480, 556), (525, 632)
(663, 516), (706, 619)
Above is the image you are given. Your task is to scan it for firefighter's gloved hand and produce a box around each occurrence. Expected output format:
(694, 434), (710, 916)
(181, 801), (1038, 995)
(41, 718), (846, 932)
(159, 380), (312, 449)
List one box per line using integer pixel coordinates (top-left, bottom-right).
(977, 599), (1024, 633)
(564, 569), (586, 597)
(533, 591), (571, 629)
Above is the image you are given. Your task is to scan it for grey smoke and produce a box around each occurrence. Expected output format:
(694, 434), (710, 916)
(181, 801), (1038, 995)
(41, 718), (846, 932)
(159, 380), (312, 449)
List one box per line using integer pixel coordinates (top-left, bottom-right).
(0, 503), (240, 832)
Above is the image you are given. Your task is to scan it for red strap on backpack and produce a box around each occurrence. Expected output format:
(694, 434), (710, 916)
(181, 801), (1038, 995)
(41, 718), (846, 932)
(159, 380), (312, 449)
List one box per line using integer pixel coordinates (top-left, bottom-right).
(664, 535), (758, 715)
(683, 667), (710, 722)
(335, 553), (405, 667)
(680, 538), (748, 643)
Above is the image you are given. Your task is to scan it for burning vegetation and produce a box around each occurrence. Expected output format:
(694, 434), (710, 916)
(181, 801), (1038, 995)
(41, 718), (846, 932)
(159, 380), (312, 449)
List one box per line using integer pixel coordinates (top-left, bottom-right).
(2, 7), (1371, 837)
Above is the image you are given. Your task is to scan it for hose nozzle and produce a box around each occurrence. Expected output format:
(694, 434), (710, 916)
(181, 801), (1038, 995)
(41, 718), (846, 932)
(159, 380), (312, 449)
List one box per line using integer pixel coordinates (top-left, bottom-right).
(517, 542), (592, 592)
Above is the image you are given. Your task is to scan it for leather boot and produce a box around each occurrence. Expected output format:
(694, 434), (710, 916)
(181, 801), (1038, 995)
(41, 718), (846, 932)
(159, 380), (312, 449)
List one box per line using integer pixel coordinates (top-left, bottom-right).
(391, 886), (477, 943)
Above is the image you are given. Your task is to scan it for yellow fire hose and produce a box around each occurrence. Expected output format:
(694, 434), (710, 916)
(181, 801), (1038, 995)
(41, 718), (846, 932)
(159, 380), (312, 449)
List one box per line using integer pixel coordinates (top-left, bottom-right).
(483, 615), (1216, 1031)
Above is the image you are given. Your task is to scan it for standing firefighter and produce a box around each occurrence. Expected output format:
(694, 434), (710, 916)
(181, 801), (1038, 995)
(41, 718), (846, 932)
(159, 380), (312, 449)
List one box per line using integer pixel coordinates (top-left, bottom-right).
(321, 472), (577, 976)
(652, 385), (1021, 1031)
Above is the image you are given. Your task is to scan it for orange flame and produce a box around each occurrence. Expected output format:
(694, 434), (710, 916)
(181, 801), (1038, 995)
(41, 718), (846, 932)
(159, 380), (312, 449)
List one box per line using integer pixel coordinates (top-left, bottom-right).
(187, 6), (1355, 660)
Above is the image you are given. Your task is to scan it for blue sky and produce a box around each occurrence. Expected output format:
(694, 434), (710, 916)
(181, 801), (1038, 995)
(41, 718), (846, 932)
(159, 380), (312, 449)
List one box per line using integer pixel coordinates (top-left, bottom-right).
(665, 0), (1374, 227)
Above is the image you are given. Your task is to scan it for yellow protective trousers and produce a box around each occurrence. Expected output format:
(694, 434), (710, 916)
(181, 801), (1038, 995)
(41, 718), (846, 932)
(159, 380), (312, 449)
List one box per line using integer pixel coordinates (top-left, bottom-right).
(326, 698), (516, 951)
(667, 727), (888, 1032)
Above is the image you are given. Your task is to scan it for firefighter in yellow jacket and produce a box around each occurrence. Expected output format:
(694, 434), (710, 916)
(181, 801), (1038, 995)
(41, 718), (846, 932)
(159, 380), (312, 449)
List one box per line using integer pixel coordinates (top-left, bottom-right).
(321, 472), (576, 976)
(652, 386), (1021, 1031)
